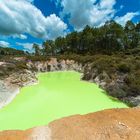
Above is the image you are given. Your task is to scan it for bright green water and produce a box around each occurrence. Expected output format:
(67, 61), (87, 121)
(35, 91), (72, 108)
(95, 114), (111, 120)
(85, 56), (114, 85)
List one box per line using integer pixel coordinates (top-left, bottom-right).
(0, 71), (127, 130)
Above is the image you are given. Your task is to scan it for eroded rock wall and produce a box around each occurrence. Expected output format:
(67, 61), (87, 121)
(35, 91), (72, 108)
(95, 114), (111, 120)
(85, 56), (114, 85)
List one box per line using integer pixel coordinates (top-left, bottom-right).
(0, 57), (139, 109)
(26, 58), (84, 72)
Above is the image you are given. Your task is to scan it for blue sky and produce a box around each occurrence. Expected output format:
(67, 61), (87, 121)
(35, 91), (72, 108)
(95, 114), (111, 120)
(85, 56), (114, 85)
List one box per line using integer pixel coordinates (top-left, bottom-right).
(0, 0), (140, 52)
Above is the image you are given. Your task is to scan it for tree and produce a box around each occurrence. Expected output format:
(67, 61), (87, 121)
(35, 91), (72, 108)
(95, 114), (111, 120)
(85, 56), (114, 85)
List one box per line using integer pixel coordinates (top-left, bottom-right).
(125, 21), (135, 32)
(55, 37), (67, 54)
(0, 50), (5, 55)
(124, 21), (138, 48)
(42, 40), (56, 56)
(65, 31), (80, 54)
(135, 22), (140, 47)
(79, 25), (94, 53)
(96, 20), (124, 54)
(0, 47), (25, 56)
(41, 20), (140, 55)
(33, 43), (40, 56)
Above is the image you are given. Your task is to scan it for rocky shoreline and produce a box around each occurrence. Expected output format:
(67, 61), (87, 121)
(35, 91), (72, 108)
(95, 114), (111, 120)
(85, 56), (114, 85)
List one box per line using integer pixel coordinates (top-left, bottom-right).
(0, 57), (139, 109)
(0, 80), (19, 109)
(0, 64), (38, 109)
(0, 108), (140, 140)
(26, 58), (140, 107)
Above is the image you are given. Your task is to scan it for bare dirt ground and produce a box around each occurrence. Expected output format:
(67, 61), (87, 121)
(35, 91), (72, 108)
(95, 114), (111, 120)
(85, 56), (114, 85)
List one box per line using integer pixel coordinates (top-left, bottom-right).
(0, 108), (140, 140)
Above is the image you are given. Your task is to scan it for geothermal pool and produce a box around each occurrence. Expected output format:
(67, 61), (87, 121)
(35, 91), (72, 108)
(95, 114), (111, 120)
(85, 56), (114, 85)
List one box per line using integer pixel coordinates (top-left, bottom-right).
(0, 71), (127, 130)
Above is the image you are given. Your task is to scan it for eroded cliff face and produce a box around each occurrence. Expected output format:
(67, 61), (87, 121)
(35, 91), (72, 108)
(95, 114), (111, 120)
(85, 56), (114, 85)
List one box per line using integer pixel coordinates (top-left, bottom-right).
(0, 61), (37, 109)
(75, 61), (140, 107)
(0, 58), (86, 109)
(26, 58), (140, 106)
(0, 57), (139, 109)
(0, 108), (140, 140)
(26, 58), (84, 72)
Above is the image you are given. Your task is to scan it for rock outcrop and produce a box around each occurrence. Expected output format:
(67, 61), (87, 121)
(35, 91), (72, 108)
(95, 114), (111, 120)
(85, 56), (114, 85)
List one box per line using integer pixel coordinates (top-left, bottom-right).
(0, 57), (139, 108)
(81, 63), (140, 106)
(0, 58), (85, 109)
(0, 61), (37, 109)
(0, 108), (140, 140)
(0, 80), (19, 109)
(26, 58), (84, 72)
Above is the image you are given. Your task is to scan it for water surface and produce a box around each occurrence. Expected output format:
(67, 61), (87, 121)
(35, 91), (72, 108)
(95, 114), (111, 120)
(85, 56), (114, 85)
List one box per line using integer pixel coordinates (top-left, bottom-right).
(0, 71), (127, 130)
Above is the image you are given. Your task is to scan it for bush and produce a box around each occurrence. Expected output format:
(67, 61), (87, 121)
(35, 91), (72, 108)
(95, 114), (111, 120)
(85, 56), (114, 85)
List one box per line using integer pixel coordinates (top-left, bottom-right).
(117, 63), (130, 73)
(124, 73), (140, 96)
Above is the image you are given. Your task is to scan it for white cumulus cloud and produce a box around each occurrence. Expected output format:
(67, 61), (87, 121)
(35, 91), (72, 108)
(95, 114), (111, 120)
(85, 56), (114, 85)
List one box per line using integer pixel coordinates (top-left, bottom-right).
(25, 0), (34, 3)
(59, 0), (116, 30)
(16, 42), (35, 52)
(0, 0), (67, 39)
(115, 12), (139, 26)
(55, 0), (140, 30)
(0, 41), (10, 48)
(13, 34), (27, 40)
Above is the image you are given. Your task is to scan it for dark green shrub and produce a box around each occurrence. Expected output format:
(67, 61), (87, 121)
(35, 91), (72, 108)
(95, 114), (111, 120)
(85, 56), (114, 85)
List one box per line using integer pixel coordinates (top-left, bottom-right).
(117, 63), (130, 73)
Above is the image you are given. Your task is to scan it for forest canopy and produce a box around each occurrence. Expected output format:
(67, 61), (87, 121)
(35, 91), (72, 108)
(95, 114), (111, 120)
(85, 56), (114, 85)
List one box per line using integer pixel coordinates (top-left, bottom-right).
(32, 20), (140, 56)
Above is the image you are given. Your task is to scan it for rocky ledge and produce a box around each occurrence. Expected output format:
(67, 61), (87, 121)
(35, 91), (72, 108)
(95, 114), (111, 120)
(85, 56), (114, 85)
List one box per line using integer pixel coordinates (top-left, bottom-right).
(0, 58), (84, 109)
(0, 57), (140, 108)
(0, 61), (37, 109)
(0, 108), (140, 140)
(26, 58), (140, 106)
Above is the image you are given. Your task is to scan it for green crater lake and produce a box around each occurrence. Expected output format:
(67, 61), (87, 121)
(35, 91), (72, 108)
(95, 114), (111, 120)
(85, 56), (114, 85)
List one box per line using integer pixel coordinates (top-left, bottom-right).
(0, 71), (128, 130)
